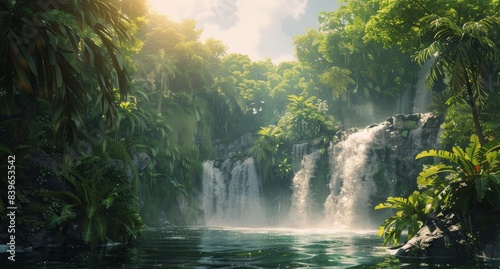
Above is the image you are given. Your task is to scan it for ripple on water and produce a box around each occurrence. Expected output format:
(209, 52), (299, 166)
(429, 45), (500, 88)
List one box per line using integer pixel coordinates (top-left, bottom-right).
(5, 227), (498, 268)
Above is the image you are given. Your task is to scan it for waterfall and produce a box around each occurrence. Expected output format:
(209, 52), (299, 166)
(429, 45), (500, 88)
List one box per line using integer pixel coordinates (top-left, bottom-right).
(203, 114), (442, 229)
(324, 124), (387, 230)
(202, 161), (226, 224)
(288, 151), (320, 227)
(413, 56), (436, 113)
(292, 142), (309, 172)
(395, 84), (413, 115)
(202, 158), (267, 227)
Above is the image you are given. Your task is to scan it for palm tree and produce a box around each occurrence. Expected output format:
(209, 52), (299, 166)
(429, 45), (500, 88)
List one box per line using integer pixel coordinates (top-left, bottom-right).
(319, 66), (355, 100)
(148, 49), (177, 115)
(0, 0), (132, 142)
(416, 15), (500, 145)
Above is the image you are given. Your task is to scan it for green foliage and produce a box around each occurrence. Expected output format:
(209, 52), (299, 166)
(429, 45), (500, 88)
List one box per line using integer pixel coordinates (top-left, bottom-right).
(0, 0), (133, 140)
(41, 157), (144, 248)
(375, 191), (433, 246)
(114, 97), (147, 140)
(119, 13), (224, 226)
(249, 125), (283, 182)
(365, 0), (500, 146)
(281, 94), (335, 144)
(376, 135), (500, 247)
(366, 0), (499, 52)
(249, 92), (337, 185)
(416, 134), (500, 214)
(319, 66), (355, 100)
(250, 126), (283, 163)
(274, 157), (294, 181)
(294, 0), (418, 127)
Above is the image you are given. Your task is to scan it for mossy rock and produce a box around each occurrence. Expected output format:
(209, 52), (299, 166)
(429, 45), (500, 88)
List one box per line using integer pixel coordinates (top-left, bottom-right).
(402, 120), (418, 129)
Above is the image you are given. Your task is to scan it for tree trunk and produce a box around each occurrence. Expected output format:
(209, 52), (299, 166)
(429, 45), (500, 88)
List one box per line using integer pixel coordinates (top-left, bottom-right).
(157, 72), (164, 115)
(157, 87), (163, 114)
(465, 82), (486, 145)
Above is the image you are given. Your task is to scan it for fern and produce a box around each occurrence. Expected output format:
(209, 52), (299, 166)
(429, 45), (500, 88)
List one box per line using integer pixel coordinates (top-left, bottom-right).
(41, 156), (144, 249)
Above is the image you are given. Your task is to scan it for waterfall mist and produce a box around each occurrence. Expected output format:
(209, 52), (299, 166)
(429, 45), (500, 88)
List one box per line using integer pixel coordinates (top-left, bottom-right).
(202, 158), (267, 227)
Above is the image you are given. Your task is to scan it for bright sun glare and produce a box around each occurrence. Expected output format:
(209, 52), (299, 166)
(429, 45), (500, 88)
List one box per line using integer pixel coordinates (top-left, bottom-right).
(144, 0), (300, 62)
(147, 0), (197, 21)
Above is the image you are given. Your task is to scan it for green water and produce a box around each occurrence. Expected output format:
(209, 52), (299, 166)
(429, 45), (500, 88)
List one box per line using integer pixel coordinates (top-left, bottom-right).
(4, 227), (499, 268)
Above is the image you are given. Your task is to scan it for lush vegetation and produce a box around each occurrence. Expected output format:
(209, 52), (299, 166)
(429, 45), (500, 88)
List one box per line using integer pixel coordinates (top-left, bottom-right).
(367, 0), (500, 250)
(0, 0), (499, 254)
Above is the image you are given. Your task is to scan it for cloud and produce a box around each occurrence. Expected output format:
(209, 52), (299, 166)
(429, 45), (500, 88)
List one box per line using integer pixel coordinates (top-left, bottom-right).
(148, 0), (197, 21)
(149, 0), (309, 62)
(204, 0), (308, 61)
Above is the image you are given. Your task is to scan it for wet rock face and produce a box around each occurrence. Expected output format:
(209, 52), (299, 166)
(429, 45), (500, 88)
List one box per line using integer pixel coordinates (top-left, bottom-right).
(395, 213), (470, 262)
(133, 152), (151, 174)
(365, 113), (443, 201)
(214, 132), (257, 161)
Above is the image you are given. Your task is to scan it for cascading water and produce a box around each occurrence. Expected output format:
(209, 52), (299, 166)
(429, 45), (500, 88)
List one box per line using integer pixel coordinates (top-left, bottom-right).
(202, 158), (267, 227)
(323, 124), (387, 230)
(413, 56), (436, 113)
(288, 150), (320, 227)
(203, 114), (441, 229)
(319, 113), (441, 229)
(292, 142), (309, 172)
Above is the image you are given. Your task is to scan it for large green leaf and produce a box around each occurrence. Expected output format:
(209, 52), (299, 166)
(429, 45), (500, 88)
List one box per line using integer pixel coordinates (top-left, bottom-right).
(375, 191), (429, 246)
(485, 182), (500, 211)
(47, 204), (77, 229)
(416, 164), (454, 186)
(466, 134), (481, 164)
(1, 0), (132, 140)
(94, 215), (108, 242)
(416, 149), (458, 164)
(39, 190), (82, 205)
(82, 218), (93, 244)
(474, 177), (489, 201)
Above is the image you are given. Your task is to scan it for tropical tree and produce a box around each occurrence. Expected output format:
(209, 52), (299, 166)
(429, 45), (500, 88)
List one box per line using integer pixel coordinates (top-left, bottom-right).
(0, 0), (132, 141)
(416, 15), (500, 145)
(294, 0), (418, 128)
(365, 0), (497, 53)
(145, 49), (178, 115)
(319, 66), (355, 100)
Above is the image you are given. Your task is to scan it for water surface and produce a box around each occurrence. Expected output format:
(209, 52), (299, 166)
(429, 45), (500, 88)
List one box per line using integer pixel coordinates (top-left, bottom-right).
(5, 227), (498, 268)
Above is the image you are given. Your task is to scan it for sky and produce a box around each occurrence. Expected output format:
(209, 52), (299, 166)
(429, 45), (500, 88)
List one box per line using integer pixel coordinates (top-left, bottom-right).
(147, 0), (341, 63)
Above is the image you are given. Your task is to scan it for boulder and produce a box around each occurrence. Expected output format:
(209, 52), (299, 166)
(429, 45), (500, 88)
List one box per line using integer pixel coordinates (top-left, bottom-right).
(133, 152), (151, 174)
(393, 114), (419, 130)
(395, 213), (469, 263)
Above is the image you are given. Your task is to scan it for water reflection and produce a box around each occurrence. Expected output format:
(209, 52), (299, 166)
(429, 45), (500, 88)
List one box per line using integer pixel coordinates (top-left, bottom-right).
(2, 227), (498, 268)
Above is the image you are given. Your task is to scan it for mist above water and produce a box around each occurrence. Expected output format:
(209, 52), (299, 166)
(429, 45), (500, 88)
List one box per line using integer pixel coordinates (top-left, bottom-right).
(202, 158), (267, 227)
